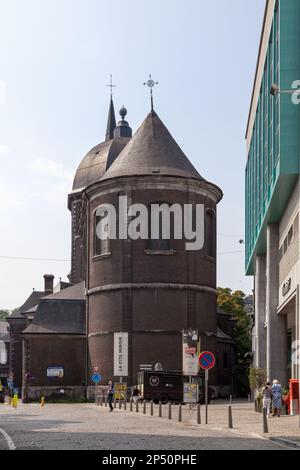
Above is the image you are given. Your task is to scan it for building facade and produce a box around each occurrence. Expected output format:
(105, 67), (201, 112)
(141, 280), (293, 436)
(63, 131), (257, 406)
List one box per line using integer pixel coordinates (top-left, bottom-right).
(245, 0), (300, 384)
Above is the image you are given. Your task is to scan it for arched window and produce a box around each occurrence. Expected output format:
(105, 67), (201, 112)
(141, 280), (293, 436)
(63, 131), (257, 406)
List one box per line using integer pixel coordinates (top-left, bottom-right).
(206, 209), (216, 259)
(94, 210), (110, 256)
(0, 341), (7, 365)
(146, 202), (173, 252)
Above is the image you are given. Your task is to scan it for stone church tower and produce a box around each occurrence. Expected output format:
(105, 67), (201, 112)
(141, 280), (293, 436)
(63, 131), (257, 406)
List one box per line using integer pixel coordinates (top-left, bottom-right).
(69, 98), (222, 388)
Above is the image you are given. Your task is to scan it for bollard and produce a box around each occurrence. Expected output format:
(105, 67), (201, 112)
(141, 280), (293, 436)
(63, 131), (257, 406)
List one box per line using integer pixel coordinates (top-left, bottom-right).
(197, 404), (201, 425)
(41, 396), (45, 407)
(263, 408), (269, 434)
(168, 403), (172, 420)
(130, 399), (133, 412)
(136, 401), (139, 413)
(13, 394), (18, 408)
(151, 400), (154, 416)
(105, 396), (107, 407)
(228, 405), (233, 429)
(119, 399), (121, 410)
(189, 403), (192, 411)
(143, 401), (146, 415)
(159, 401), (162, 418)
(8, 396), (12, 406)
(124, 399), (127, 411)
(178, 404), (182, 422)
(114, 398), (116, 409)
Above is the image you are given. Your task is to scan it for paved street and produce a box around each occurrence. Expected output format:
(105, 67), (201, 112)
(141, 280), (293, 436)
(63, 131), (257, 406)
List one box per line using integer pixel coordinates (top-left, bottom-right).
(0, 401), (297, 450)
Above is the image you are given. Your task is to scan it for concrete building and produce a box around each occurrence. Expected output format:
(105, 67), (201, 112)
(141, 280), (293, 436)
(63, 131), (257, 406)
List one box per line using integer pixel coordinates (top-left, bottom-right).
(245, 0), (300, 385)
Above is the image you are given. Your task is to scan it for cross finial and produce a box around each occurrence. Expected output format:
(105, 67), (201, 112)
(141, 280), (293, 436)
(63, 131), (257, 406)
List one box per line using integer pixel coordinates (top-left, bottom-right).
(106, 73), (116, 97)
(143, 74), (159, 111)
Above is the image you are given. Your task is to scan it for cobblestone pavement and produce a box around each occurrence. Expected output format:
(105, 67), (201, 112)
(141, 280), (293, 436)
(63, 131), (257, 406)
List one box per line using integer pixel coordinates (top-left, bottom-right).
(0, 401), (297, 450)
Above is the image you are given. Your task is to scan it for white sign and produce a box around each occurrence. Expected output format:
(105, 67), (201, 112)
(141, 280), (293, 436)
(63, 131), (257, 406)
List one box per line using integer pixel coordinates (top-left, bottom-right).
(182, 329), (199, 376)
(47, 367), (64, 378)
(114, 332), (128, 377)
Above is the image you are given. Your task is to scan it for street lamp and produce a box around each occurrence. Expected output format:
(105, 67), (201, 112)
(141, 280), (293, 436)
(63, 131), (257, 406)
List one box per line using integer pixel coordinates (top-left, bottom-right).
(271, 82), (300, 425)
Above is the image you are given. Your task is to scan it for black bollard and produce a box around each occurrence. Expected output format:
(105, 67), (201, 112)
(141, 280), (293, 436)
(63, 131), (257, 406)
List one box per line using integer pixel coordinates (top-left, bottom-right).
(228, 405), (233, 429)
(143, 401), (146, 414)
(136, 400), (139, 413)
(119, 399), (121, 409)
(178, 404), (182, 422)
(263, 408), (268, 434)
(130, 399), (133, 412)
(114, 398), (116, 409)
(159, 401), (162, 418)
(124, 399), (127, 411)
(197, 404), (201, 425)
(105, 396), (107, 407)
(168, 403), (172, 420)
(151, 400), (154, 416)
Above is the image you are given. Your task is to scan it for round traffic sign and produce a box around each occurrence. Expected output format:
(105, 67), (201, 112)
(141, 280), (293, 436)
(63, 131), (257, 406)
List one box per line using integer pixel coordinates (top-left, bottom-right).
(92, 373), (102, 384)
(199, 351), (216, 370)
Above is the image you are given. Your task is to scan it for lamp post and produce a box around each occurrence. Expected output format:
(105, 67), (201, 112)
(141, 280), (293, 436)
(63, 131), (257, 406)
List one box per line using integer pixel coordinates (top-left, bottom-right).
(270, 82), (300, 427)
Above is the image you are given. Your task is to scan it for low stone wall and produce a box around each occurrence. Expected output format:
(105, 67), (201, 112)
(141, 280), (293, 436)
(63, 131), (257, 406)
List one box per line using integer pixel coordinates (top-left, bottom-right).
(23, 386), (86, 402)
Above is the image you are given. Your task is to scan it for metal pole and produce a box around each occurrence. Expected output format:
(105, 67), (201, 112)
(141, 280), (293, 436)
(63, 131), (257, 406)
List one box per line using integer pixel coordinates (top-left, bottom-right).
(197, 404), (201, 424)
(263, 408), (269, 434)
(143, 401), (146, 414)
(178, 403), (182, 422)
(168, 403), (172, 420)
(205, 369), (209, 424)
(136, 400), (139, 413)
(124, 398), (127, 411)
(228, 405), (233, 429)
(151, 400), (153, 416)
(159, 401), (162, 418)
(130, 399), (133, 412)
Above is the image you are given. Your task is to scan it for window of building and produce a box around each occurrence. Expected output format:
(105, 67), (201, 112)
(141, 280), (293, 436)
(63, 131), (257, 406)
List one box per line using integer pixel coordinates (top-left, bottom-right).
(206, 209), (216, 259)
(0, 341), (7, 365)
(146, 202), (172, 252)
(94, 211), (110, 256)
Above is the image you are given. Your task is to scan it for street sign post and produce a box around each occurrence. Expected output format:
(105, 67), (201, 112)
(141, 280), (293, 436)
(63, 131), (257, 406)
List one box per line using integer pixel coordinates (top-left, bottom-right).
(92, 373), (102, 384)
(199, 351), (216, 425)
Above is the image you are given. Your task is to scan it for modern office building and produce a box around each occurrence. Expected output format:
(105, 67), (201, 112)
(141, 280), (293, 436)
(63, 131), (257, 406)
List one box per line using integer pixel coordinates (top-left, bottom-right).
(245, 0), (300, 385)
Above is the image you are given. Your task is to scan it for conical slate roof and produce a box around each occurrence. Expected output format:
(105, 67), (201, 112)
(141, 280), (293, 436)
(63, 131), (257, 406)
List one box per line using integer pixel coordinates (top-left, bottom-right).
(102, 111), (204, 181)
(105, 96), (116, 141)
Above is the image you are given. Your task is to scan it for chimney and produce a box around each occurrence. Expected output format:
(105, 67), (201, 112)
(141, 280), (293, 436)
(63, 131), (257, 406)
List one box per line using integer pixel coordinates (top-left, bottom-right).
(44, 274), (54, 293)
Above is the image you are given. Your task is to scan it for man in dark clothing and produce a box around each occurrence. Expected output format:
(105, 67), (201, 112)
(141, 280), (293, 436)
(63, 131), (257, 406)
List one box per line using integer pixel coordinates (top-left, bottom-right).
(107, 380), (115, 412)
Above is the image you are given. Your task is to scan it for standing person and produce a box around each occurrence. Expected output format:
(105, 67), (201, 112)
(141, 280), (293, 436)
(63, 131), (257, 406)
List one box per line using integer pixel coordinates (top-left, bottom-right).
(262, 382), (272, 418)
(272, 379), (283, 417)
(107, 380), (115, 412)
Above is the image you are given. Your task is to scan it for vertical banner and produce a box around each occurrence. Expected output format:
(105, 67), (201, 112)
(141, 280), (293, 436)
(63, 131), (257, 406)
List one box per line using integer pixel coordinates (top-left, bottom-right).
(114, 332), (128, 377)
(182, 329), (199, 376)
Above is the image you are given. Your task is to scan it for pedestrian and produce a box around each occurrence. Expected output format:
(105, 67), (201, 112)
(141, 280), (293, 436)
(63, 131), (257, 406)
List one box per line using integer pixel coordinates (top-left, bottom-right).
(131, 387), (141, 404)
(107, 380), (115, 412)
(262, 382), (272, 418)
(271, 379), (283, 417)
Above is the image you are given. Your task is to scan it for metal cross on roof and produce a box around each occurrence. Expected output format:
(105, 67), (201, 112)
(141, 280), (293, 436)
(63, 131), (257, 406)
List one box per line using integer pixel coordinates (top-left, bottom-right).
(106, 74), (116, 97)
(143, 74), (159, 111)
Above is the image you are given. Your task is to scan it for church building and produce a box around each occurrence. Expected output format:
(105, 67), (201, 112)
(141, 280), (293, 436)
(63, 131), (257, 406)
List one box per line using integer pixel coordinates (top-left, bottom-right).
(7, 92), (234, 400)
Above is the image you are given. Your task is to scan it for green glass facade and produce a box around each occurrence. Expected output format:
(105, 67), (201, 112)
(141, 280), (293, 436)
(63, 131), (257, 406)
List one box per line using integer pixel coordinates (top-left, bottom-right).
(245, 0), (300, 275)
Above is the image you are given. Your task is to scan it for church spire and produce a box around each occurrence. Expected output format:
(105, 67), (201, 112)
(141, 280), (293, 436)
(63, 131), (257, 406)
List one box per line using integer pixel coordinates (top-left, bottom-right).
(105, 95), (116, 141)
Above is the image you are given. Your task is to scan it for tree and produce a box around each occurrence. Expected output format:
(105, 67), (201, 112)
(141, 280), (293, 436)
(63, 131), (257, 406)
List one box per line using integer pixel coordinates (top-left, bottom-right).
(0, 309), (10, 322)
(217, 288), (252, 395)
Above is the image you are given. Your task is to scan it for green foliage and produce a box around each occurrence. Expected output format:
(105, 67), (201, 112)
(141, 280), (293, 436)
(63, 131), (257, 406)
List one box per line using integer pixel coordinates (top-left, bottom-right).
(249, 367), (266, 391)
(217, 288), (252, 362)
(0, 309), (10, 322)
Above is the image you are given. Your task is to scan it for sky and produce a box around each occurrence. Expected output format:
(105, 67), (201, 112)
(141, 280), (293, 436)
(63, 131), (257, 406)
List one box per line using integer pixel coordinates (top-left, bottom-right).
(0, 0), (266, 310)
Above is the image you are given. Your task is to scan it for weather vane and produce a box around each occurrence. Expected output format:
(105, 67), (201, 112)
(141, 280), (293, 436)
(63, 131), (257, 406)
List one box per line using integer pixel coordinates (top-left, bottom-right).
(106, 73), (116, 97)
(143, 74), (159, 111)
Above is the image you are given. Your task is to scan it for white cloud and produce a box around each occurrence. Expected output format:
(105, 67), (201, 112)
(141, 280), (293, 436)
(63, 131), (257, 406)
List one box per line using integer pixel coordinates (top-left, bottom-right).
(0, 80), (7, 105)
(31, 158), (73, 181)
(0, 144), (11, 155)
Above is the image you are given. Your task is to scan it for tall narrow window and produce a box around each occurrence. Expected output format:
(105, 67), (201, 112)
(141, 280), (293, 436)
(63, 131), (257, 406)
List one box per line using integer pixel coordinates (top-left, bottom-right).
(0, 341), (7, 365)
(206, 209), (216, 259)
(94, 211), (110, 256)
(147, 202), (172, 252)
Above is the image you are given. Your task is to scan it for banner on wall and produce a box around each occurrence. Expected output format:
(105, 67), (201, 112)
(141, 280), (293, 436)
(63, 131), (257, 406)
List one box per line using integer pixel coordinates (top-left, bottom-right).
(114, 332), (128, 377)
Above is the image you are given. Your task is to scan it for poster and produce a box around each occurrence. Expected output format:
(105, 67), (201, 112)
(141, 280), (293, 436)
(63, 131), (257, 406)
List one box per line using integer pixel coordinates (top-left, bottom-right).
(114, 383), (127, 400)
(182, 329), (199, 376)
(114, 332), (128, 377)
(47, 367), (64, 378)
(183, 383), (198, 403)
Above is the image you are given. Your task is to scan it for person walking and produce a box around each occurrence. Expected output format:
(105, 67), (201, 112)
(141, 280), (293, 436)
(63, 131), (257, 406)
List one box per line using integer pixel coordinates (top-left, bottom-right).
(271, 379), (283, 417)
(107, 380), (115, 412)
(262, 382), (272, 418)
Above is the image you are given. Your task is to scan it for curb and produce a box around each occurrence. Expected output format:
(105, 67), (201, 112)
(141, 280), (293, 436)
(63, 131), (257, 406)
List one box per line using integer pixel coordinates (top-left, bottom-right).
(269, 437), (300, 449)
